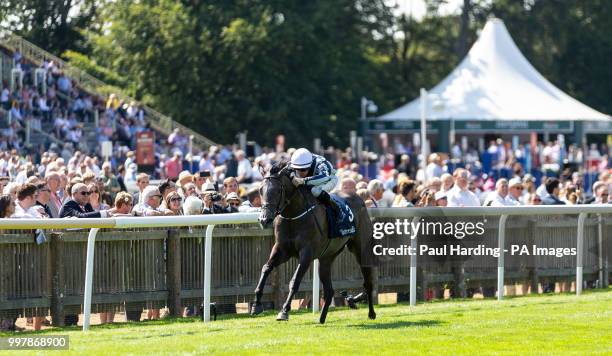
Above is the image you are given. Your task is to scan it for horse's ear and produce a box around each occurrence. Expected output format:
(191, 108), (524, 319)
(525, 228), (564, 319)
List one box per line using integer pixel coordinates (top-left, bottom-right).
(258, 162), (266, 176)
(281, 165), (293, 177)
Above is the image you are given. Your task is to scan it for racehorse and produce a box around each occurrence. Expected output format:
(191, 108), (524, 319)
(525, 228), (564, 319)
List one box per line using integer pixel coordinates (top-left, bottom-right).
(251, 161), (377, 323)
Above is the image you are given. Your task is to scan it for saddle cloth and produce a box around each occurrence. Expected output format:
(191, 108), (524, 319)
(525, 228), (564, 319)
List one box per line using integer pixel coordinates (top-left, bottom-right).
(325, 194), (356, 238)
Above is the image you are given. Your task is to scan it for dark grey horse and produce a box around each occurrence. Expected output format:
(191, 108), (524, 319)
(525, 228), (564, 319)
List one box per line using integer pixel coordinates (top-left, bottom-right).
(251, 162), (377, 323)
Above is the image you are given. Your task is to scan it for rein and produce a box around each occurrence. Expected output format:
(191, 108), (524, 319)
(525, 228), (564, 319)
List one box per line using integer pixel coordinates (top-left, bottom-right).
(262, 173), (314, 220)
(263, 169), (332, 259)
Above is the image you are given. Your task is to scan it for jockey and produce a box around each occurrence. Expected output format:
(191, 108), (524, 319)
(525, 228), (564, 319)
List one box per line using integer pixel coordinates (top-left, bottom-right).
(289, 148), (341, 215)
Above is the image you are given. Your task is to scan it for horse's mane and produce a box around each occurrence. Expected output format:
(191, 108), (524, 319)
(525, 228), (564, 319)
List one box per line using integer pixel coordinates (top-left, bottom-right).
(269, 160), (290, 175)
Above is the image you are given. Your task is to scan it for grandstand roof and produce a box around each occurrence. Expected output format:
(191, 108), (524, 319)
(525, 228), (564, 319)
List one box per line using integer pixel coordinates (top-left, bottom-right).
(377, 18), (610, 122)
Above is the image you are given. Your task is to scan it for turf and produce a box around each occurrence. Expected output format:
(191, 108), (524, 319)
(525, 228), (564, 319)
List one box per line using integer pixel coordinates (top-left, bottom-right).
(1, 289), (610, 355)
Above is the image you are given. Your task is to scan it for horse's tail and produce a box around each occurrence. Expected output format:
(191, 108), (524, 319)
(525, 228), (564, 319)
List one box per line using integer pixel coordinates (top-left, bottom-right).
(354, 199), (379, 268)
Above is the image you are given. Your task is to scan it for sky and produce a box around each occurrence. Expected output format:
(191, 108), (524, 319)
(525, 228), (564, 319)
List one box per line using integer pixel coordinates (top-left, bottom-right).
(391, 0), (464, 19)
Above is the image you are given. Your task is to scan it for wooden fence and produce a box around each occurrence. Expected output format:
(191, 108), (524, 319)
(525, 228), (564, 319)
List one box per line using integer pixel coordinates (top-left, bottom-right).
(0, 213), (609, 324)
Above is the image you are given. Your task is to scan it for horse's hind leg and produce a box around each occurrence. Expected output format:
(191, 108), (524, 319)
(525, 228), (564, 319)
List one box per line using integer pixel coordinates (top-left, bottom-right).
(277, 248), (312, 321)
(347, 240), (377, 320)
(359, 266), (376, 320)
(251, 243), (288, 315)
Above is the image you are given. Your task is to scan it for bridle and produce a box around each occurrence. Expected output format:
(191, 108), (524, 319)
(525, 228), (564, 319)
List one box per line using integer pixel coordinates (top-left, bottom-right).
(261, 169), (315, 221)
(261, 166), (329, 258)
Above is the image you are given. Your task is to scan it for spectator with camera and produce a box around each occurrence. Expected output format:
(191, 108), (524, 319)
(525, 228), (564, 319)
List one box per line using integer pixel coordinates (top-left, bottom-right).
(201, 183), (227, 214)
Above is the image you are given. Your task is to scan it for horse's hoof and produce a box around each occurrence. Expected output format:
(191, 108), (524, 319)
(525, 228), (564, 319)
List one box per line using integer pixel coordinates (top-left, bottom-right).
(368, 311), (377, 320)
(250, 303), (264, 316)
(276, 311), (289, 321)
(319, 317), (326, 324)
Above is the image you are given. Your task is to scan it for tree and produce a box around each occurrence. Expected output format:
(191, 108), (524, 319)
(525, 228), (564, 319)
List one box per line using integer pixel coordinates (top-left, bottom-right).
(0, 0), (98, 55)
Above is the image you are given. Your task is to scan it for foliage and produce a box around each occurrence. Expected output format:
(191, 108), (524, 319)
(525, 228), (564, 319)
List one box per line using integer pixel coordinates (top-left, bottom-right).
(2, 0), (612, 147)
(0, 0), (99, 54)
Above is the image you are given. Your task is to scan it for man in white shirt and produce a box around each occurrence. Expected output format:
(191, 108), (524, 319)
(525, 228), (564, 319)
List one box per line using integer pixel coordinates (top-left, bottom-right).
(236, 150), (252, 183)
(11, 183), (44, 218)
(484, 179), (509, 207)
(447, 168), (480, 207)
(132, 185), (170, 216)
(425, 153), (444, 180)
(198, 152), (215, 173)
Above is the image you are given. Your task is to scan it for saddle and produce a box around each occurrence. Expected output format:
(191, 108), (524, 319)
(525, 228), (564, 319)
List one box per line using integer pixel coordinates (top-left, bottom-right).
(324, 194), (356, 238)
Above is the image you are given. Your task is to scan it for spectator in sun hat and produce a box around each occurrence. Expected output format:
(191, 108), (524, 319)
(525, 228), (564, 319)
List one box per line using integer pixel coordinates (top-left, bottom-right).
(506, 177), (523, 205)
(435, 190), (448, 207)
(225, 192), (241, 212)
(177, 170), (193, 193)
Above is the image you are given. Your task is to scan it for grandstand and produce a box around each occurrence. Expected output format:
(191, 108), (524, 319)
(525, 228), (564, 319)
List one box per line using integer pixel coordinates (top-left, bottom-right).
(0, 33), (216, 157)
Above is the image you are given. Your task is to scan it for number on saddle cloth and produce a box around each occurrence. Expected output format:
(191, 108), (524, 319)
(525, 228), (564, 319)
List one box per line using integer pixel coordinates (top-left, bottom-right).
(325, 194), (356, 239)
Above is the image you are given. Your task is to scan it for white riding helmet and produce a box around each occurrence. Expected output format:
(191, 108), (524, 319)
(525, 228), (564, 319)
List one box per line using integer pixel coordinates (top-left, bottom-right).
(290, 148), (313, 170)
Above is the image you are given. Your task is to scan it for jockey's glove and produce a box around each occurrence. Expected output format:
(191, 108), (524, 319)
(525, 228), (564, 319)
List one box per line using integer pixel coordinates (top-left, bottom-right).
(291, 176), (305, 187)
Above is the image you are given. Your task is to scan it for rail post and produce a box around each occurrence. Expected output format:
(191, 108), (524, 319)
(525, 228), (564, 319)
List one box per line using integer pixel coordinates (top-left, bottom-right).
(576, 213), (587, 295)
(82, 228), (100, 331)
(203, 225), (214, 322)
(410, 217), (419, 306)
(312, 259), (320, 313)
(497, 214), (508, 300)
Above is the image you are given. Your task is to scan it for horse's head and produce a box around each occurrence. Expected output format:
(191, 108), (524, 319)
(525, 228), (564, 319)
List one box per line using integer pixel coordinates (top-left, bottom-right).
(258, 161), (295, 228)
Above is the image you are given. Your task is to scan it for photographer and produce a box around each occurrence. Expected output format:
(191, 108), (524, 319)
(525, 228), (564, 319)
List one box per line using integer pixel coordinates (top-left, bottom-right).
(201, 183), (227, 214)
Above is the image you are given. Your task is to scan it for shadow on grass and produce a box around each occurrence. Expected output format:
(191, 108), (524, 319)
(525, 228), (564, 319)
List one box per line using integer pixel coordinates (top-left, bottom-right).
(347, 319), (442, 330)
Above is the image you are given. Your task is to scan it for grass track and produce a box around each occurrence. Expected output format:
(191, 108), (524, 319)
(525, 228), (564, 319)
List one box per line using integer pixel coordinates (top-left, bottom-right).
(1, 289), (610, 355)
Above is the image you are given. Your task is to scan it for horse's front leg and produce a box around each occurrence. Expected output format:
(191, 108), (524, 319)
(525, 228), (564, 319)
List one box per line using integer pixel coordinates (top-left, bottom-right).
(251, 243), (287, 315)
(277, 248), (313, 321)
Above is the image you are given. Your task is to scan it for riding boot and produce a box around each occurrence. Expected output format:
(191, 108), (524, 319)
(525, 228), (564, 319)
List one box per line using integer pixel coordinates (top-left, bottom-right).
(318, 190), (341, 217)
